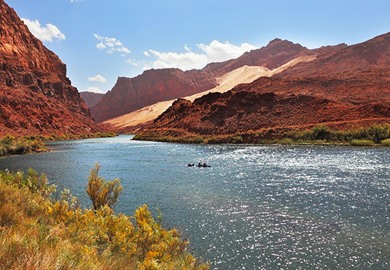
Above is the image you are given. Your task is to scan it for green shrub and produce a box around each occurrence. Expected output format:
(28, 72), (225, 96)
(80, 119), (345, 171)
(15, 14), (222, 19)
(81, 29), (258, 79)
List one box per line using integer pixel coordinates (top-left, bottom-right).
(311, 125), (331, 140)
(0, 136), (46, 156)
(363, 124), (390, 143)
(279, 138), (294, 145)
(351, 139), (375, 146)
(380, 138), (390, 146)
(231, 135), (243, 143)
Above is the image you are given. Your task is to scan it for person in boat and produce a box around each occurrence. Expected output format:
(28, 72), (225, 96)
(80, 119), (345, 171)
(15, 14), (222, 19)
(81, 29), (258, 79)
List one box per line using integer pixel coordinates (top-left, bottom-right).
(195, 162), (210, 167)
(187, 163), (194, 167)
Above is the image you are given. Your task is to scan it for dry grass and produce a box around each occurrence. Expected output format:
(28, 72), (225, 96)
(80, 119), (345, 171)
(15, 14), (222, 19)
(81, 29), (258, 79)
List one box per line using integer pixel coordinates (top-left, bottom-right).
(0, 168), (209, 270)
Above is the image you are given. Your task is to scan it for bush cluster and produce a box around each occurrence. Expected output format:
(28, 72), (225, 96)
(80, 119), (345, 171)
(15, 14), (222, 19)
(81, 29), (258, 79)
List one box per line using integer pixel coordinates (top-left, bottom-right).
(284, 124), (390, 145)
(0, 135), (46, 156)
(0, 166), (209, 270)
(135, 124), (390, 146)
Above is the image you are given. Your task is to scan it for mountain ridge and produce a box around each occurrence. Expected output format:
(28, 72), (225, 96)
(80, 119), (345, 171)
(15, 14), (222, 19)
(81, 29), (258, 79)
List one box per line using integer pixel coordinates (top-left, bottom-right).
(136, 32), (390, 140)
(90, 38), (310, 122)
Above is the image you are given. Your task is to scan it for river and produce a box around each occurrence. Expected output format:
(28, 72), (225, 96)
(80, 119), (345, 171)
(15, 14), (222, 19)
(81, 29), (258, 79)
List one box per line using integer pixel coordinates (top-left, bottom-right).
(0, 135), (389, 269)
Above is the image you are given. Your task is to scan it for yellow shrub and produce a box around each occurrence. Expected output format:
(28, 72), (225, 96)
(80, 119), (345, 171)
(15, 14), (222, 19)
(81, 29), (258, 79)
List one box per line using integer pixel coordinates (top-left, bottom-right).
(0, 168), (209, 270)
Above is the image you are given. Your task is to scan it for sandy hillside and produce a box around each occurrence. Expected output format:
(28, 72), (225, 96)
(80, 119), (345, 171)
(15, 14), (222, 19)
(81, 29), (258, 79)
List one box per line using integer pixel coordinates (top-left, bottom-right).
(103, 55), (316, 131)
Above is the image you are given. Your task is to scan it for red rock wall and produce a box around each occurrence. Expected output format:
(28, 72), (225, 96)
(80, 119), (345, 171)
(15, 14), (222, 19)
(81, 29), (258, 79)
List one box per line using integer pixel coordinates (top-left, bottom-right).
(0, 0), (102, 136)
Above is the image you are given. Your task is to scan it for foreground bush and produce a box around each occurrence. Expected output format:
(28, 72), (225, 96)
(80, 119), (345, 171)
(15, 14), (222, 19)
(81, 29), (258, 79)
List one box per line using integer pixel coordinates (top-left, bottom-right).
(0, 168), (209, 270)
(86, 163), (123, 210)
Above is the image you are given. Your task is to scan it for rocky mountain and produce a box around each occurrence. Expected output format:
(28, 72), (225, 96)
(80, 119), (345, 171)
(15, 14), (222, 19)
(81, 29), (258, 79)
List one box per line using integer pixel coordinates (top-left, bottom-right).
(137, 32), (390, 140)
(144, 77), (390, 135)
(203, 38), (310, 77)
(90, 39), (310, 122)
(0, 0), (102, 136)
(277, 32), (390, 78)
(91, 69), (218, 122)
(80, 91), (104, 108)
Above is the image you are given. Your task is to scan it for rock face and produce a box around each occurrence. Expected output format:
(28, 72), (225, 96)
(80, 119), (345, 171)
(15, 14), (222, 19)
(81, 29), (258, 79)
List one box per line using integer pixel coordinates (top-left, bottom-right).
(148, 78), (390, 135)
(91, 69), (217, 122)
(139, 33), (390, 137)
(91, 39), (310, 122)
(80, 91), (104, 108)
(0, 0), (101, 136)
(203, 39), (310, 77)
(277, 32), (390, 78)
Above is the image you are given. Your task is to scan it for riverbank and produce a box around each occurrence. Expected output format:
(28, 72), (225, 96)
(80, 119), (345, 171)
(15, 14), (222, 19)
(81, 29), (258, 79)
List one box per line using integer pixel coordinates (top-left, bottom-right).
(0, 168), (209, 270)
(0, 135), (46, 156)
(0, 132), (117, 157)
(133, 124), (390, 146)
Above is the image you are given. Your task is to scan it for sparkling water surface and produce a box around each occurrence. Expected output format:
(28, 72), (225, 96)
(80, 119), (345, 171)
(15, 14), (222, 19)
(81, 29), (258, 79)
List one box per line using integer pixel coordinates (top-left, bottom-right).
(0, 135), (389, 269)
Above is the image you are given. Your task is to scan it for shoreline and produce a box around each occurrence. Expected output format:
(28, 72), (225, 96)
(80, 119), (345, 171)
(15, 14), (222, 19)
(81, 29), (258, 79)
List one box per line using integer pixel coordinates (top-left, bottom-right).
(0, 132), (118, 158)
(132, 124), (390, 147)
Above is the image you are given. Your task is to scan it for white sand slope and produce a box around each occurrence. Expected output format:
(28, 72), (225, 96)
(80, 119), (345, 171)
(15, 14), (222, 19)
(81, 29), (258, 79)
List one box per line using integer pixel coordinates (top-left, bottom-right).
(103, 55), (316, 131)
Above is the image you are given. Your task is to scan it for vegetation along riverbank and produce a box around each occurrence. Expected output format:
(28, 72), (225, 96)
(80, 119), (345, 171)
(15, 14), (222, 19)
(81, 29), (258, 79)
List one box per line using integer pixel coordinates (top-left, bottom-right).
(0, 132), (117, 157)
(0, 164), (209, 270)
(134, 124), (390, 146)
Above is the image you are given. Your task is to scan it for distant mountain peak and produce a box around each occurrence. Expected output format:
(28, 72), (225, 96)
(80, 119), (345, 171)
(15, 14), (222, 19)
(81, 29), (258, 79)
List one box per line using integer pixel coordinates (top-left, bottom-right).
(266, 38), (284, 46)
(264, 38), (307, 52)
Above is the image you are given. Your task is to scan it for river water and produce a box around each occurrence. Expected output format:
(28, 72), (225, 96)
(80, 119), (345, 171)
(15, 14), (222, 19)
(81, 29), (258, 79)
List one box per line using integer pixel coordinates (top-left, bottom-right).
(0, 135), (389, 269)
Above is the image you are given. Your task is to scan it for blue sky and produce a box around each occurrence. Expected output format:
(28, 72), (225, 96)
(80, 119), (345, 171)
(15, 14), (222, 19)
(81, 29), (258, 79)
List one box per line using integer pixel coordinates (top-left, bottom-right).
(5, 0), (390, 93)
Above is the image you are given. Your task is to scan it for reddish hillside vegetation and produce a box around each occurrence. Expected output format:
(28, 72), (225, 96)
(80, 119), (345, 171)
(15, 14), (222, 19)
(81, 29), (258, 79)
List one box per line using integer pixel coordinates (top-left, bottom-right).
(0, 0), (102, 136)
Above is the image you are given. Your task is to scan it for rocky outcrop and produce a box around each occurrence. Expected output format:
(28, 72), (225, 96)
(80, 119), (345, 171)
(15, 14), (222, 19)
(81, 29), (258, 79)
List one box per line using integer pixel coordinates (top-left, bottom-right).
(146, 77), (390, 136)
(0, 0), (102, 136)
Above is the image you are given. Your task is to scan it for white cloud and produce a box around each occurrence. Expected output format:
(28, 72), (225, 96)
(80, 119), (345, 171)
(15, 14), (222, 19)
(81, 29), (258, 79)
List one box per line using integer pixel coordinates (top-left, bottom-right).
(143, 40), (257, 71)
(94, 34), (130, 55)
(197, 40), (257, 63)
(145, 49), (208, 70)
(83, 86), (105, 94)
(127, 59), (141, 67)
(88, 74), (107, 83)
(70, 0), (82, 3)
(22, 18), (65, 42)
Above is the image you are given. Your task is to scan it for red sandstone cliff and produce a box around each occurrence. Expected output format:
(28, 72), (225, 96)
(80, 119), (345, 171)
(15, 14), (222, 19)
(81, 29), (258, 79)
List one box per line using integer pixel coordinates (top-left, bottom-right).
(146, 78), (390, 136)
(0, 0), (102, 136)
(277, 32), (390, 78)
(80, 91), (104, 108)
(91, 69), (217, 122)
(90, 39), (310, 122)
(138, 33), (390, 138)
(203, 39), (310, 77)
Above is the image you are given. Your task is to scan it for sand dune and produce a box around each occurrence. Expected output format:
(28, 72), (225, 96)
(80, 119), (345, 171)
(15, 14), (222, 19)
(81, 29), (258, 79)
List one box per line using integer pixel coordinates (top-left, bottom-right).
(103, 55), (316, 131)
